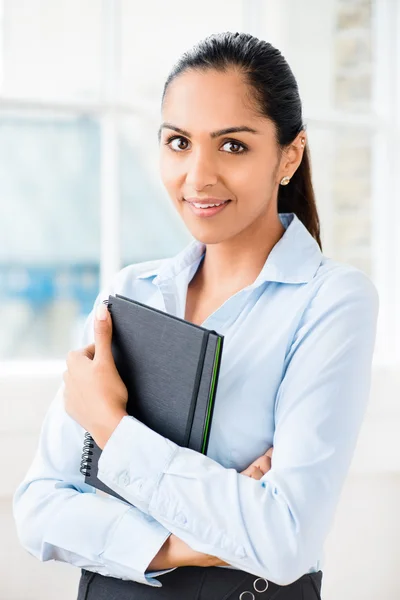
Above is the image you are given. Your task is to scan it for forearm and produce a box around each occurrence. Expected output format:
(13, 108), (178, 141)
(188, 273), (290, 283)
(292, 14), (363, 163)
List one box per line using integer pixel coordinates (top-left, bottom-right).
(146, 534), (230, 571)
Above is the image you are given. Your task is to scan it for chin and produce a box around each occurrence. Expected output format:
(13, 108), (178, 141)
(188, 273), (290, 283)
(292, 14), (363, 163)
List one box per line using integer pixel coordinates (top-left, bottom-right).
(193, 234), (221, 245)
(186, 225), (235, 246)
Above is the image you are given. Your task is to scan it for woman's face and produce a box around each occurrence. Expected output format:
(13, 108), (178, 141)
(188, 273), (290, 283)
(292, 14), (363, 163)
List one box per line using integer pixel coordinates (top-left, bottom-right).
(159, 68), (283, 245)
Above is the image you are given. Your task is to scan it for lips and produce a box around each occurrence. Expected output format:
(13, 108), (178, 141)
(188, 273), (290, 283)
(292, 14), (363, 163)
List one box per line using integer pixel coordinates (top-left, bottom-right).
(184, 198), (231, 206)
(184, 198), (231, 218)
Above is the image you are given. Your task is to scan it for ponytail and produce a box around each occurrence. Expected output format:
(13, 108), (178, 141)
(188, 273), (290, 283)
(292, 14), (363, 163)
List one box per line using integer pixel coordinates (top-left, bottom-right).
(278, 145), (322, 250)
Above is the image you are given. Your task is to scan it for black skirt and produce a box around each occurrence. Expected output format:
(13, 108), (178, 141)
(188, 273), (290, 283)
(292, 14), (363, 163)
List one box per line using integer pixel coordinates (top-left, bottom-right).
(77, 566), (323, 599)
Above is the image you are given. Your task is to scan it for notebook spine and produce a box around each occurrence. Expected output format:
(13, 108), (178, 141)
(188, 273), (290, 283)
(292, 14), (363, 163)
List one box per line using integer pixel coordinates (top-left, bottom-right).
(80, 431), (95, 477)
(183, 331), (208, 448)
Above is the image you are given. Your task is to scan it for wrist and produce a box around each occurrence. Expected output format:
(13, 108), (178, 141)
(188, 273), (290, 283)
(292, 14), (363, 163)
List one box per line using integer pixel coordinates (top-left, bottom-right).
(146, 534), (174, 571)
(167, 534), (212, 568)
(92, 410), (128, 450)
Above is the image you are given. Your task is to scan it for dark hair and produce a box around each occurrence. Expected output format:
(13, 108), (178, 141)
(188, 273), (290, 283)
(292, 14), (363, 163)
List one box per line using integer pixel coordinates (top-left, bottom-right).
(161, 32), (322, 250)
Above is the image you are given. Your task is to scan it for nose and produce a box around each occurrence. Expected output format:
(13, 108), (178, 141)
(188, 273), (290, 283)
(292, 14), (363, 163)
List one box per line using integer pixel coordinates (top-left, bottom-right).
(185, 149), (218, 191)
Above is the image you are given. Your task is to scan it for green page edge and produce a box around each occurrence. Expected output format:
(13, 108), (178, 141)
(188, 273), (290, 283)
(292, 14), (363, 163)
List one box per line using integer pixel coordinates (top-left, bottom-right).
(201, 336), (222, 454)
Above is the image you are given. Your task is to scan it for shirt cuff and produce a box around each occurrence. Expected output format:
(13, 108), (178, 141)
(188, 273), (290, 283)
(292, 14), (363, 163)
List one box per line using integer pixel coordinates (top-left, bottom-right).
(146, 567), (178, 579)
(97, 415), (179, 513)
(99, 507), (174, 587)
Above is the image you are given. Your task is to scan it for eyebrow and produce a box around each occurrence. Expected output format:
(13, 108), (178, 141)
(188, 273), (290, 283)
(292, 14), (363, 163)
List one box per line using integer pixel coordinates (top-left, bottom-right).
(158, 123), (260, 142)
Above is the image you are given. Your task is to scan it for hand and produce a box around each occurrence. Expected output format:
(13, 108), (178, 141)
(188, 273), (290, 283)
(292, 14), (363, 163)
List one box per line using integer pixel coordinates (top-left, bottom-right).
(63, 303), (129, 449)
(147, 534), (219, 571)
(202, 447), (275, 568)
(240, 446), (274, 480)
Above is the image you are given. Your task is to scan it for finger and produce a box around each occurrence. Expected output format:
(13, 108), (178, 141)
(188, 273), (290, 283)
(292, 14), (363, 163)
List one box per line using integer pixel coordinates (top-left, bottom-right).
(241, 465), (263, 479)
(66, 350), (77, 369)
(93, 303), (113, 362)
(240, 466), (254, 477)
(81, 343), (95, 360)
(248, 466), (264, 480)
(265, 446), (274, 458)
(254, 456), (271, 474)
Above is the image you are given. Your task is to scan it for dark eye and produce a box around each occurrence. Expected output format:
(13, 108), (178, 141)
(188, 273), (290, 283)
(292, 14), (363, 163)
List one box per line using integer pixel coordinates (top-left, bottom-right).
(164, 135), (247, 154)
(221, 140), (247, 154)
(165, 136), (190, 152)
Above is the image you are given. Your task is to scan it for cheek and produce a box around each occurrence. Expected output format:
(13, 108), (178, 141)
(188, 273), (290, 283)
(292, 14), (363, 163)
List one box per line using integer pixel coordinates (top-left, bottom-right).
(244, 163), (275, 204)
(159, 152), (182, 191)
(226, 154), (271, 188)
(228, 163), (270, 206)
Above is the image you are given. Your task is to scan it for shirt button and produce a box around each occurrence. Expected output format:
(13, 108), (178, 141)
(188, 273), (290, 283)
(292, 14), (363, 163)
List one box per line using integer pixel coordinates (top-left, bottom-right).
(220, 534), (229, 549)
(121, 472), (130, 486)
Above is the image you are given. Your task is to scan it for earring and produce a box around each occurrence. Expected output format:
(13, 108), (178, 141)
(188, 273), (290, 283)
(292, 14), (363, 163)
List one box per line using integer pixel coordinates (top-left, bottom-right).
(280, 176), (291, 186)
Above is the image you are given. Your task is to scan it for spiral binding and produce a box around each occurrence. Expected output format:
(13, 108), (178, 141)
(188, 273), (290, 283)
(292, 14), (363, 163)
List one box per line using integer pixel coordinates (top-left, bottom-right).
(80, 431), (94, 477)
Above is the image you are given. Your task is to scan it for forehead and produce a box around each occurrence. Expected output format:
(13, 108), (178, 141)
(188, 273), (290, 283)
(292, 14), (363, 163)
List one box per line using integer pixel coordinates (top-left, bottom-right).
(162, 69), (264, 129)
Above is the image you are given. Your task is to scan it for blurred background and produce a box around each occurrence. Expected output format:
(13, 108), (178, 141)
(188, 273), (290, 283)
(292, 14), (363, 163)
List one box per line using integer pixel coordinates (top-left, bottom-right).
(1, 0), (399, 598)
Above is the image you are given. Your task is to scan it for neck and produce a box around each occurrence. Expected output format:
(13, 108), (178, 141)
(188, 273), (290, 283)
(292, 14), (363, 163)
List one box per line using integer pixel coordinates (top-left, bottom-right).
(196, 208), (286, 293)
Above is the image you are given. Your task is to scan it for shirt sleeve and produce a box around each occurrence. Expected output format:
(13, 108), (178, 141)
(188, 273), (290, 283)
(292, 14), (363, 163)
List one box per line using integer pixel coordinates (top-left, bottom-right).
(96, 268), (379, 586)
(12, 284), (177, 588)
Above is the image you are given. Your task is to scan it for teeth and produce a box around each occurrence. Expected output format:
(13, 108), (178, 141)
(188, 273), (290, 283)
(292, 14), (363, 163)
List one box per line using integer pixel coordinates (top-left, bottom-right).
(192, 201), (226, 209)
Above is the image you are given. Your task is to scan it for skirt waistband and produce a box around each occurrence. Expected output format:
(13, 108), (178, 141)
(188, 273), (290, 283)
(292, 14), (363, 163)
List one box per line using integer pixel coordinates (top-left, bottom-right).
(78, 566), (323, 600)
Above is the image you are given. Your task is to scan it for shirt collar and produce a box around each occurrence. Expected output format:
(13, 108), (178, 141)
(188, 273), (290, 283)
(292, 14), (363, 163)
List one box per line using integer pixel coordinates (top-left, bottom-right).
(137, 212), (322, 286)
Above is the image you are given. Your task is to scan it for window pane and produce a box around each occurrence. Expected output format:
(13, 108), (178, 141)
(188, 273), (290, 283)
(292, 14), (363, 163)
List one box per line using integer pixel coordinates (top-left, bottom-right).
(331, 129), (372, 276)
(307, 124), (373, 278)
(0, 113), (100, 359)
(1, 0), (102, 102)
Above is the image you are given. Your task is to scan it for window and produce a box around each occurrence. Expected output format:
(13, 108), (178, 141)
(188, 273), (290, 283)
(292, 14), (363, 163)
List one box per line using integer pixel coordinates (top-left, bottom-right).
(0, 0), (250, 361)
(1, 0), (398, 365)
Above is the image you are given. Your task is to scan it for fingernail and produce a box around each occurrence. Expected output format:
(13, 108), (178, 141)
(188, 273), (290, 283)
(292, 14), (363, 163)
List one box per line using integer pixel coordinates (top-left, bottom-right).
(96, 304), (108, 321)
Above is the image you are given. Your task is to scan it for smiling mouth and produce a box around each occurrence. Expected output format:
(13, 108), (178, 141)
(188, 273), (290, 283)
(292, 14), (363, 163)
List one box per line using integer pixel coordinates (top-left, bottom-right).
(188, 200), (230, 208)
(184, 199), (231, 218)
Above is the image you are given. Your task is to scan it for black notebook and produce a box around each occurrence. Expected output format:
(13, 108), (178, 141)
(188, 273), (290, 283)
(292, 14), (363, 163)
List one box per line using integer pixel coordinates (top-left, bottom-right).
(80, 293), (224, 502)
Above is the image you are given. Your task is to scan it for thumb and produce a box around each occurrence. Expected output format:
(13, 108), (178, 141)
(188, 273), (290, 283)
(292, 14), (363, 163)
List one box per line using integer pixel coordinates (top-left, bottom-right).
(94, 303), (113, 361)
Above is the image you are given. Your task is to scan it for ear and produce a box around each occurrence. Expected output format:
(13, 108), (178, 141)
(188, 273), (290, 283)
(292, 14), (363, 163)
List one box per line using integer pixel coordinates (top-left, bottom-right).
(277, 131), (307, 183)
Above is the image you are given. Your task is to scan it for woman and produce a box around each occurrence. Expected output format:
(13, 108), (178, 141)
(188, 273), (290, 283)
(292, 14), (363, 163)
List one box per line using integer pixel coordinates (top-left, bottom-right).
(13, 32), (379, 600)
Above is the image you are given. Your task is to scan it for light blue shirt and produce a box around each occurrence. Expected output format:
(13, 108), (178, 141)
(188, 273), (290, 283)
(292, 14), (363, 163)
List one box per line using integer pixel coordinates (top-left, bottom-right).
(13, 212), (379, 588)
